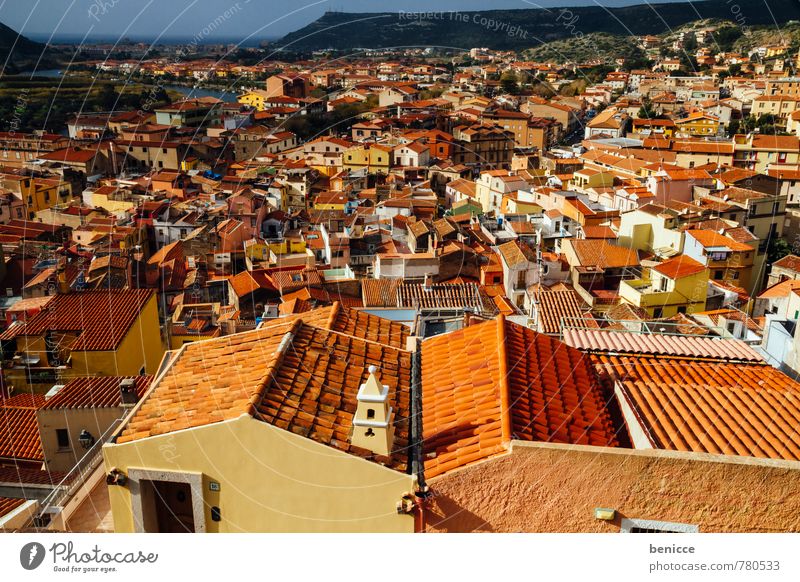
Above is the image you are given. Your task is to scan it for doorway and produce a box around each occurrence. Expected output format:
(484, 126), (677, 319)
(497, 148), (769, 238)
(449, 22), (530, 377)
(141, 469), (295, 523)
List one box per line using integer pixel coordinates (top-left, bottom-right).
(149, 480), (194, 533)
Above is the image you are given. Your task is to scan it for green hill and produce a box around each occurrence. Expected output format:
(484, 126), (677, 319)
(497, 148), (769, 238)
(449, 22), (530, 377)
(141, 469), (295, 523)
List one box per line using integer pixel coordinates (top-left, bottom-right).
(277, 0), (800, 51)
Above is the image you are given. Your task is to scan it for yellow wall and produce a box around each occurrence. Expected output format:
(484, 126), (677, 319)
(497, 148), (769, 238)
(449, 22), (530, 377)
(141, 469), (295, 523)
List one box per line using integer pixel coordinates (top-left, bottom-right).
(343, 146), (390, 173)
(8, 294), (164, 391)
(238, 92), (268, 111)
(619, 269), (708, 318)
(103, 416), (417, 533)
(87, 192), (136, 214)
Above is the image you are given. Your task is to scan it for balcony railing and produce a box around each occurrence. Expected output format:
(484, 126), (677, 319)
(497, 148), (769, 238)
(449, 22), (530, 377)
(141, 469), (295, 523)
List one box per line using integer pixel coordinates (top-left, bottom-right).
(35, 417), (124, 526)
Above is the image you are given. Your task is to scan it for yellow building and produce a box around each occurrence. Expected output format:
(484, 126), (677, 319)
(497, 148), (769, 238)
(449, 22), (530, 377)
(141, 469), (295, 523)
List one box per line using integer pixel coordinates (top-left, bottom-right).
(342, 143), (392, 174)
(674, 112), (722, 137)
(2, 289), (163, 392)
(244, 237), (307, 261)
(237, 89), (270, 111)
(0, 174), (72, 220)
(102, 307), (418, 532)
(619, 254), (708, 318)
(312, 191), (348, 211)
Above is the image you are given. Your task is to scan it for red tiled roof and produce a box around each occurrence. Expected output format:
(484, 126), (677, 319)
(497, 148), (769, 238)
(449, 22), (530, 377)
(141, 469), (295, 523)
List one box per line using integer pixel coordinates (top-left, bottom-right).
(594, 354), (800, 461)
(0, 290), (154, 351)
(564, 329), (763, 362)
(566, 239), (640, 269)
(773, 254), (800, 273)
(686, 229), (753, 252)
(0, 497), (24, 518)
(117, 318), (412, 471)
(421, 317), (618, 479)
(41, 376), (152, 410)
(0, 399), (43, 462)
(652, 255), (706, 279)
(535, 289), (592, 335)
(0, 465), (70, 485)
(262, 303), (409, 350)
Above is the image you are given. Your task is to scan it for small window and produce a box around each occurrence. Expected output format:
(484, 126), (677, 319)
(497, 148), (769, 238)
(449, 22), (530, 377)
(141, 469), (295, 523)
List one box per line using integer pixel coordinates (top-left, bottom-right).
(56, 429), (70, 450)
(367, 409), (375, 419)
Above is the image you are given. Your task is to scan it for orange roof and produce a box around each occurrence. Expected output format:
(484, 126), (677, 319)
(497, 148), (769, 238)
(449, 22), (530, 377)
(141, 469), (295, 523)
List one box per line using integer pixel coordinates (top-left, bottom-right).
(652, 255), (706, 279)
(567, 239), (640, 269)
(535, 289), (593, 335)
(41, 376), (152, 409)
(421, 317), (619, 479)
(262, 303), (409, 350)
(0, 398), (43, 462)
(496, 240), (535, 268)
(757, 278), (800, 299)
(0, 289), (154, 351)
(595, 354), (800, 461)
(686, 229), (753, 252)
(773, 254), (800, 273)
(0, 497), (25, 518)
(117, 318), (412, 471)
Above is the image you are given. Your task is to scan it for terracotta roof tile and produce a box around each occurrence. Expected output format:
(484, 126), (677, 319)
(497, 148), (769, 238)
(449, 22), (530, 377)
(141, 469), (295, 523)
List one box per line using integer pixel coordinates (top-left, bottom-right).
(0, 497), (25, 519)
(652, 255), (706, 279)
(421, 317), (618, 479)
(41, 376), (152, 410)
(117, 317), (412, 471)
(0, 290), (154, 351)
(262, 303), (409, 350)
(594, 354), (800, 461)
(565, 329), (763, 362)
(0, 399), (43, 462)
(566, 239), (640, 269)
(535, 289), (592, 335)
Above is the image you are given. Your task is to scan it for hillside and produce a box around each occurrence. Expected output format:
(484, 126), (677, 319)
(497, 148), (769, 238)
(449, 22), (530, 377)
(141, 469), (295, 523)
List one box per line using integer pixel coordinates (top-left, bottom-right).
(277, 0), (800, 51)
(0, 21), (55, 72)
(524, 33), (646, 65)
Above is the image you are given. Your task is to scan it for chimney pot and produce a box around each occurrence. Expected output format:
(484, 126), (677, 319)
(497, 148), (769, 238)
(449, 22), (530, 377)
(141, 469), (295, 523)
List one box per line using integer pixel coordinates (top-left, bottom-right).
(120, 378), (138, 405)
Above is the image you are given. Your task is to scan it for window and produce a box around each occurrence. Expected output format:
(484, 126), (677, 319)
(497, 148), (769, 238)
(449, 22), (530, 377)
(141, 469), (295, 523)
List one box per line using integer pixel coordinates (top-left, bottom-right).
(620, 518), (698, 533)
(714, 270), (723, 279)
(56, 429), (70, 450)
(653, 307), (663, 318)
(677, 306), (687, 314)
(727, 321), (736, 334)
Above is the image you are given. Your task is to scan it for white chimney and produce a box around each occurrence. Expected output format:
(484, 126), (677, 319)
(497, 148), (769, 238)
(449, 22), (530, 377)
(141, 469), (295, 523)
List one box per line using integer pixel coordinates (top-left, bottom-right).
(351, 366), (394, 456)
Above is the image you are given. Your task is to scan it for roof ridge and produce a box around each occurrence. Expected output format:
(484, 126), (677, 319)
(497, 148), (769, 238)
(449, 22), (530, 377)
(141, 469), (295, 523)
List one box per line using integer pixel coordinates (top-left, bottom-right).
(495, 315), (512, 445)
(325, 301), (341, 330)
(248, 318), (303, 417)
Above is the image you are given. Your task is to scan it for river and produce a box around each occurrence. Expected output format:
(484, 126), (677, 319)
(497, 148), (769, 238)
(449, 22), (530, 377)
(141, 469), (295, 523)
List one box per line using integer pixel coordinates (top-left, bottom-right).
(21, 69), (239, 102)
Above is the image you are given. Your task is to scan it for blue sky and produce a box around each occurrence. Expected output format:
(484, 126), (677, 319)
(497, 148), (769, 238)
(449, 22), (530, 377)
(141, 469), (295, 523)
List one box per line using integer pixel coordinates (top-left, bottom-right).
(2, 0), (691, 43)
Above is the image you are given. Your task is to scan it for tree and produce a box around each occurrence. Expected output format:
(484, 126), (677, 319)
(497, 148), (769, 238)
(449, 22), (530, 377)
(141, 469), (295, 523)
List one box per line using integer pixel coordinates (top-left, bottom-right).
(638, 97), (658, 119)
(98, 84), (117, 110)
(768, 237), (792, 267)
(500, 72), (519, 95)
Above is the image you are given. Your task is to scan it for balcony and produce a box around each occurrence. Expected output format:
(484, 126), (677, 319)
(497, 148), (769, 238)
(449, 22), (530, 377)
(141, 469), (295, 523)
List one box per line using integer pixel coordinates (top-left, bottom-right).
(619, 279), (672, 308)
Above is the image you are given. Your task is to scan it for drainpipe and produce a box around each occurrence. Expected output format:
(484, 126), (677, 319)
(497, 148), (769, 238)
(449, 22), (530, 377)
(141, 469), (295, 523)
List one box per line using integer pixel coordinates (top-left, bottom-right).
(409, 341), (430, 531)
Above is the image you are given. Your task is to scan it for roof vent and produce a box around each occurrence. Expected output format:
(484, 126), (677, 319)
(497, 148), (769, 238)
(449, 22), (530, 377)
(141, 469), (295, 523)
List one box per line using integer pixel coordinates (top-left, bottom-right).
(120, 378), (138, 406)
(351, 366), (394, 457)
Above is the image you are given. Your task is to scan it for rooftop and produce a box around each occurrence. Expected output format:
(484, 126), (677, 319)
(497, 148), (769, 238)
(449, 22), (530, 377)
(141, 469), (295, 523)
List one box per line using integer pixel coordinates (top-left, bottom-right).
(421, 317), (619, 479)
(0, 289), (154, 351)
